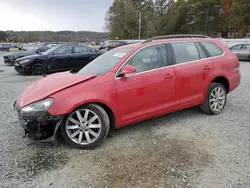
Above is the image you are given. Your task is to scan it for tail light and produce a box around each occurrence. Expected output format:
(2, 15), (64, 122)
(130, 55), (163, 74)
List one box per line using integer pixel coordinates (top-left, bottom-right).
(233, 60), (240, 72)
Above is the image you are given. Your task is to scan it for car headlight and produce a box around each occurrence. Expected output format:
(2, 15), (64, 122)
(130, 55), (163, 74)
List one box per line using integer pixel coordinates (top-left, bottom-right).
(20, 98), (54, 117)
(20, 59), (31, 64)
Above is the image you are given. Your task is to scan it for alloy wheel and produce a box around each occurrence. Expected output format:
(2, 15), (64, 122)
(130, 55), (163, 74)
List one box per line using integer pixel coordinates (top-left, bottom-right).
(66, 109), (102, 145)
(209, 87), (226, 112)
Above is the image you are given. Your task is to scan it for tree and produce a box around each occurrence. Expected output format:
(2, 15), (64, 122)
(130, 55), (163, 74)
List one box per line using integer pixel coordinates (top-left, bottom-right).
(230, 0), (250, 37)
(0, 31), (7, 42)
(105, 0), (248, 39)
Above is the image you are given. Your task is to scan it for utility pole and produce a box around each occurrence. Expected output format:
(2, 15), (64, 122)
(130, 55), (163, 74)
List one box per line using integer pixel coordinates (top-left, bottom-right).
(205, 2), (211, 35)
(139, 10), (142, 39)
(138, 0), (144, 40)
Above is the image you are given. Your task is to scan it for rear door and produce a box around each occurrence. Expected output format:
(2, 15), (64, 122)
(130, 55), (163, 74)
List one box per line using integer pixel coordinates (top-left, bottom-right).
(171, 41), (212, 108)
(48, 46), (73, 71)
(115, 44), (176, 125)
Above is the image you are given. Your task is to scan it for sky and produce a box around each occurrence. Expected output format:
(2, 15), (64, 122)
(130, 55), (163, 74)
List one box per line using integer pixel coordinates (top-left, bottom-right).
(0, 0), (113, 32)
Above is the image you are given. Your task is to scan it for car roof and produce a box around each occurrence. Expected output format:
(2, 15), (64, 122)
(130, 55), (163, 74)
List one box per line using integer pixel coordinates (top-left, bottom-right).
(117, 37), (215, 50)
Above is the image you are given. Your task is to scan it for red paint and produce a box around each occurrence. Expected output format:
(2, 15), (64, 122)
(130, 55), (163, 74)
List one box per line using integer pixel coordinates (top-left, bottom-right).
(16, 38), (241, 128)
(119, 65), (136, 75)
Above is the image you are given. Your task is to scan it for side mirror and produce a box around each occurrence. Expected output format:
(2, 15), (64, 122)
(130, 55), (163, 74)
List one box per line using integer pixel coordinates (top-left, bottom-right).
(119, 65), (136, 77)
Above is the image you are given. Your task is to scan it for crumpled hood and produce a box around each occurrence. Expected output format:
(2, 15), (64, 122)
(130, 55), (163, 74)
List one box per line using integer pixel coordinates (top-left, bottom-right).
(16, 71), (96, 107)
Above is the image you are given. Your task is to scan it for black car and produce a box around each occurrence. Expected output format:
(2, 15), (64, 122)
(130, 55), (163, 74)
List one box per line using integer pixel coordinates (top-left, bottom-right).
(4, 46), (51, 65)
(99, 40), (130, 51)
(14, 44), (103, 75)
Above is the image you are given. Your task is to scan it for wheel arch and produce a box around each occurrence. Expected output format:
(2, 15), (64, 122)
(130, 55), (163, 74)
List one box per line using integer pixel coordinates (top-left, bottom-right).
(32, 59), (47, 67)
(210, 76), (230, 93)
(68, 101), (116, 129)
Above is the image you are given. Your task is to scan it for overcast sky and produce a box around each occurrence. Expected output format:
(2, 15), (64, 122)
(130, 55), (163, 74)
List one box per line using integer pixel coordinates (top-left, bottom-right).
(0, 0), (113, 32)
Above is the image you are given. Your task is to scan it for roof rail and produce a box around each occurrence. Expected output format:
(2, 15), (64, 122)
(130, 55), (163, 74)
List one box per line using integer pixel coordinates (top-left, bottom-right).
(142, 34), (211, 44)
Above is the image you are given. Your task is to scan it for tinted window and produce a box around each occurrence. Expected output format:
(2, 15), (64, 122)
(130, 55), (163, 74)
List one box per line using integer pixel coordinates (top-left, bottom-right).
(201, 42), (223, 57)
(196, 43), (207, 59)
(172, 42), (199, 64)
(74, 46), (88, 54)
(53, 46), (72, 55)
(242, 44), (250, 50)
(78, 47), (132, 75)
(125, 44), (168, 73)
(230, 44), (242, 50)
(37, 46), (50, 52)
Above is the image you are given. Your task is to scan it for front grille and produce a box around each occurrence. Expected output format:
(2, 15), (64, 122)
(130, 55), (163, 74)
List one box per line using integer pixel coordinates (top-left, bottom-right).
(4, 56), (9, 60)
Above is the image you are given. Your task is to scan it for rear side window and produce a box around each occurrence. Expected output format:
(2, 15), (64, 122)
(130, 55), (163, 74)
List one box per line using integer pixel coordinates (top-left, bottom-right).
(230, 44), (242, 50)
(242, 44), (250, 50)
(196, 43), (207, 59)
(171, 42), (200, 64)
(201, 42), (223, 57)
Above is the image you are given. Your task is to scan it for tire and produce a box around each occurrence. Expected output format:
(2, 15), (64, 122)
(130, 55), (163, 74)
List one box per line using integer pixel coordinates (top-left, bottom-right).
(200, 83), (227, 115)
(31, 63), (47, 75)
(248, 55), (250, 62)
(60, 104), (110, 149)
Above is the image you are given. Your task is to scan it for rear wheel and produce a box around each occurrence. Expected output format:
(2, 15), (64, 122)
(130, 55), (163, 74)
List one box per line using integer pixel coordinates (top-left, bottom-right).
(31, 63), (46, 75)
(60, 104), (110, 149)
(200, 83), (227, 115)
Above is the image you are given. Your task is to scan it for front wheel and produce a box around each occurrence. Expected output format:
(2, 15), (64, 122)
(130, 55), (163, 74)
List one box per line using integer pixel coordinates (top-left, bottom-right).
(200, 83), (227, 115)
(31, 63), (47, 75)
(60, 104), (110, 149)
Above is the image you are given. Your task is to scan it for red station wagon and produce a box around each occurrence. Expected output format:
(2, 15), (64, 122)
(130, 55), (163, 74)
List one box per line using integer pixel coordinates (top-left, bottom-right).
(14, 35), (241, 149)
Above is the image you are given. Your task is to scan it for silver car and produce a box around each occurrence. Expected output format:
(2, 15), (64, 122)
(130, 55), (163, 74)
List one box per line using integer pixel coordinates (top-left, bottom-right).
(230, 44), (250, 61)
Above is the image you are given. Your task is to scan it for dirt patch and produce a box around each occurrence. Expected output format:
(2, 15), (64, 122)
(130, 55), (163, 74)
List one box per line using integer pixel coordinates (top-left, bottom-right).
(2, 149), (69, 182)
(90, 137), (213, 188)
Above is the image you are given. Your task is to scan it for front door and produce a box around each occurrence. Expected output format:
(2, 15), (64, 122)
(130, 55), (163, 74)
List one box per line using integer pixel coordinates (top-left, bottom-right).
(171, 42), (212, 107)
(237, 44), (250, 60)
(115, 44), (176, 126)
(48, 46), (73, 71)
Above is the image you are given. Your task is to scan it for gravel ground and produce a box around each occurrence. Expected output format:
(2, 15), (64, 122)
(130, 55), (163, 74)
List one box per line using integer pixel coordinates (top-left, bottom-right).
(0, 51), (250, 188)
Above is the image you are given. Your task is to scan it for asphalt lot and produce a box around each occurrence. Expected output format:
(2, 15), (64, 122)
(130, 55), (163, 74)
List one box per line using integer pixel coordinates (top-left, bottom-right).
(0, 51), (250, 188)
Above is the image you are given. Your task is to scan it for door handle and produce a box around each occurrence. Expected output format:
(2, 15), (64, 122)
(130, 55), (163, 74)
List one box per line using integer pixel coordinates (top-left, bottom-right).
(164, 73), (173, 79)
(203, 65), (211, 71)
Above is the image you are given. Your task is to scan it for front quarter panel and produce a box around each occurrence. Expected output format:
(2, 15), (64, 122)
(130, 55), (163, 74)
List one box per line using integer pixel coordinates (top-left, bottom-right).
(48, 72), (118, 117)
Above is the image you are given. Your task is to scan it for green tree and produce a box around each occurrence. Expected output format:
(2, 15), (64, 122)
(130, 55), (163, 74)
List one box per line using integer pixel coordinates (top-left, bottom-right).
(230, 0), (250, 36)
(0, 31), (7, 42)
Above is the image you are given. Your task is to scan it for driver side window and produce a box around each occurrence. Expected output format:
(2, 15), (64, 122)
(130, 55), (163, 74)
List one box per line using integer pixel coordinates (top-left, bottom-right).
(125, 44), (168, 73)
(53, 46), (72, 55)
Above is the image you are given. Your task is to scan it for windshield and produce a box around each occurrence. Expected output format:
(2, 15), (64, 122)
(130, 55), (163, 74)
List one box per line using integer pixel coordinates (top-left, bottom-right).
(41, 46), (58, 55)
(28, 46), (39, 52)
(78, 47), (133, 75)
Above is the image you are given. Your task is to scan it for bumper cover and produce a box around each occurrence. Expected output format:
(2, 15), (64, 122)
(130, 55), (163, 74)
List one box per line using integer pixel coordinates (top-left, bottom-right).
(14, 101), (64, 142)
(14, 65), (30, 73)
(4, 59), (15, 65)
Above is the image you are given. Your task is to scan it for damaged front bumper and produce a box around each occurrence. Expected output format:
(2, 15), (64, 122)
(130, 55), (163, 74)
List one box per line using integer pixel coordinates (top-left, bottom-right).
(14, 101), (64, 143)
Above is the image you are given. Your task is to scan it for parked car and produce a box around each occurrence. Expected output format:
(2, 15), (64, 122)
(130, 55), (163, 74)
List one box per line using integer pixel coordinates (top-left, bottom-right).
(14, 44), (103, 75)
(0, 43), (12, 51)
(229, 44), (250, 61)
(4, 46), (51, 65)
(14, 35), (241, 149)
(99, 40), (131, 51)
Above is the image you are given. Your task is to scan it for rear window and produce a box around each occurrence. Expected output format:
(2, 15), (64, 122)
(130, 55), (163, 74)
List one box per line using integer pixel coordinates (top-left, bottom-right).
(201, 42), (224, 57)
